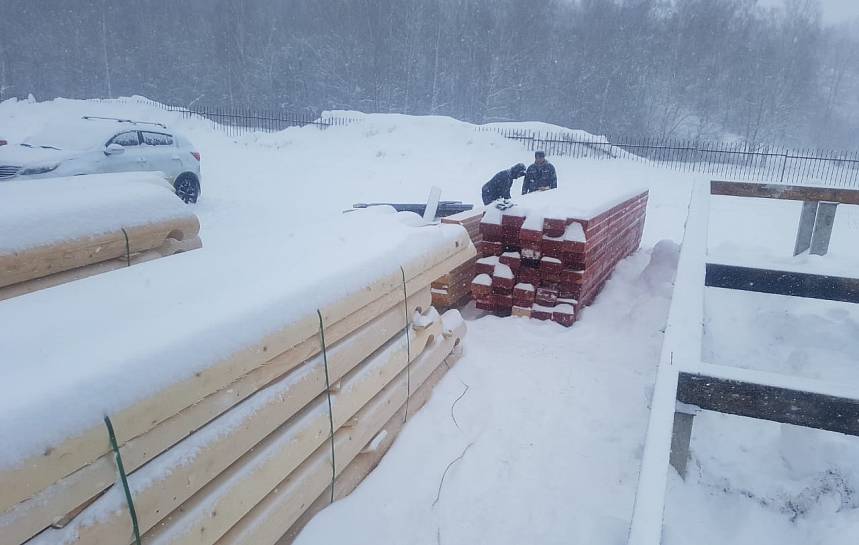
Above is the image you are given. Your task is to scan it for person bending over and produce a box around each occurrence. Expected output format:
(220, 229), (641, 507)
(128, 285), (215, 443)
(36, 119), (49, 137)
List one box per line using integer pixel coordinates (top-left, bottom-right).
(482, 162), (526, 205)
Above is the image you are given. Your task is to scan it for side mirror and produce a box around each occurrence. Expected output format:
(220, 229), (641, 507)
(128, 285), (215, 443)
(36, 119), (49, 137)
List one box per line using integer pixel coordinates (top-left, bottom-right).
(105, 143), (125, 156)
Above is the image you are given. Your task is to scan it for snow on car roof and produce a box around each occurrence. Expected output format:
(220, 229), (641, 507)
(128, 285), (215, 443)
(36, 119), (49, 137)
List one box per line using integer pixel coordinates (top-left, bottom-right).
(22, 117), (171, 151)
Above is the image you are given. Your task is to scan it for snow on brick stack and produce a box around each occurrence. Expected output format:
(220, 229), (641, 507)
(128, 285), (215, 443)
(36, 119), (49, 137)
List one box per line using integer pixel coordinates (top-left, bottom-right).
(431, 208), (484, 309)
(471, 189), (648, 326)
(0, 209), (473, 545)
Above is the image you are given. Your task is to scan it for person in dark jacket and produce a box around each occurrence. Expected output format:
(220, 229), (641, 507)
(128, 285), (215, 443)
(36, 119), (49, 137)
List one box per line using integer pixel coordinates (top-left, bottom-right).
(522, 151), (557, 195)
(482, 163), (526, 205)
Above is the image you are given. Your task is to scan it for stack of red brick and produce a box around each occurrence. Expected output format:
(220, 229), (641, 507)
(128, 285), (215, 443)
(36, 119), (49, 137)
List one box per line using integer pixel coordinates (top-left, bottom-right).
(470, 191), (648, 326)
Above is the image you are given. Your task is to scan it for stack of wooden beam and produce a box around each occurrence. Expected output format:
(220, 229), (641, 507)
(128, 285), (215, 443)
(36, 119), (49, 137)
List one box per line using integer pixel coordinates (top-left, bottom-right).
(0, 218), (201, 301)
(431, 208), (484, 309)
(0, 218), (474, 545)
(0, 173), (202, 301)
(471, 190), (648, 326)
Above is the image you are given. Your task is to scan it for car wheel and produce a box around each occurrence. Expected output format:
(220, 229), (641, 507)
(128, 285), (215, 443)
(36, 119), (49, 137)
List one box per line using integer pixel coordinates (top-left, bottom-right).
(174, 174), (200, 204)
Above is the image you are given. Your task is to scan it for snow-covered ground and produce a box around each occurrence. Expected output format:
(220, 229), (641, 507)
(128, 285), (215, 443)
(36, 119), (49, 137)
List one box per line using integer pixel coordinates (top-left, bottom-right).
(1, 96), (858, 544)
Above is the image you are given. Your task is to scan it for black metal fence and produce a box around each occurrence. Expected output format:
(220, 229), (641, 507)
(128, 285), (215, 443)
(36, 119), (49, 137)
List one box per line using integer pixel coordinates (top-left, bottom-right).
(113, 98), (358, 136)
(479, 127), (859, 188)
(177, 105), (358, 136)
(114, 99), (859, 188)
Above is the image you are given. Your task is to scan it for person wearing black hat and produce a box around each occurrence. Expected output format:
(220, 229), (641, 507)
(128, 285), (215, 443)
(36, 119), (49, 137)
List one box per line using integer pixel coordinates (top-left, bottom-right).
(522, 151), (557, 195)
(482, 163), (527, 205)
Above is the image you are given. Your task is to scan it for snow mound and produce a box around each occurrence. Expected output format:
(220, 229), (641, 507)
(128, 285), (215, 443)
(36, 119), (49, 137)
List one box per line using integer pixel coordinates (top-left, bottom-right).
(0, 173), (185, 253)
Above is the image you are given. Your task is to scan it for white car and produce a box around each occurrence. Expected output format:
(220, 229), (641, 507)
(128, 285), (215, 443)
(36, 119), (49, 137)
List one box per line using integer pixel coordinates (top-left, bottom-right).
(0, 116), (202, 203)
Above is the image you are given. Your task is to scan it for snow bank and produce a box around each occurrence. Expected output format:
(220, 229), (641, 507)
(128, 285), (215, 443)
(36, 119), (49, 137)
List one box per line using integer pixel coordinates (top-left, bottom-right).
(0, 173), (185, 253)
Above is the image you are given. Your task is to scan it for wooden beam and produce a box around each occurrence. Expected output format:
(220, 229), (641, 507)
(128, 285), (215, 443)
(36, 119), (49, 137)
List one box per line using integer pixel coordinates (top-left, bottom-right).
(0, 216), (200, 288)
(211, 315), (466, 545)
(710, 180), (859, 205)
(705, 263), (859, 303)
(277, 345), (464, 545)
(26, 316), (444, 545)
(0, 236), (202, 302)
(627, 181), (710, 545)
(140, 317), (464, 545)
(677, 371), (859, 437)
(2, 289), (430, 545)
(1, 244), (472, 517)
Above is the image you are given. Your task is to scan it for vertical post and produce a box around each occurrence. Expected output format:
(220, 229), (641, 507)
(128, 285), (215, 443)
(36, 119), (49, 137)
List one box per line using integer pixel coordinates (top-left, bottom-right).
(779, 150), (789, 184)
(794, 201), (819, 256)
(669, 410), (695, 479)
(809, 202), (838, 256)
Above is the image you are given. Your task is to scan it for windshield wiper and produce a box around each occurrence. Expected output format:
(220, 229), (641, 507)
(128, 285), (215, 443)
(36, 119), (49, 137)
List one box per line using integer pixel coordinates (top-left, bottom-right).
(18, 143), (60, 150)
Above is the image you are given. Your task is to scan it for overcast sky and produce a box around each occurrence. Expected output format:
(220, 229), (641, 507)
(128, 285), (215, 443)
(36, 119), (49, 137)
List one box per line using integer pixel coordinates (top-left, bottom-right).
(759, 0), (859, 24)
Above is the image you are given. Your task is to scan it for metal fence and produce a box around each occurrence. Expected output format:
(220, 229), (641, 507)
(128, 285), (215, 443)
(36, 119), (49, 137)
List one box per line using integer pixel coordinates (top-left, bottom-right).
(107, 98), (358, 136)
(176, 105), (358, 136)
(110, 99), (859, 188)
(479, 127), (859, 188)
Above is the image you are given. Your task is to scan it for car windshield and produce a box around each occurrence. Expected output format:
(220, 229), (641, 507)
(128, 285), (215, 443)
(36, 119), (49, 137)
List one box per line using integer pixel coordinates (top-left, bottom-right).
(22, 122), (117, 151)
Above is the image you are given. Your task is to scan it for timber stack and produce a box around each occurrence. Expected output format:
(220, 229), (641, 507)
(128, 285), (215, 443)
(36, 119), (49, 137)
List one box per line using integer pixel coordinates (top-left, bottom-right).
(0, 209), (474, 545)
(431, 208), (484, 309)
(471, 189), (648, 325)
(0, 173), (202, 301)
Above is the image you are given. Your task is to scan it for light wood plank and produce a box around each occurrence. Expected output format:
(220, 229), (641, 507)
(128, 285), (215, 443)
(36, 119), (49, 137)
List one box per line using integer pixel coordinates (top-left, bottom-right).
(0, 216), (200, 288)
(1, 288), (429, 545)
(1, 241), (472, 515)
(213, 315), (465, 545)
(25, 316), (445, 545)
(279, 343), (463, 545)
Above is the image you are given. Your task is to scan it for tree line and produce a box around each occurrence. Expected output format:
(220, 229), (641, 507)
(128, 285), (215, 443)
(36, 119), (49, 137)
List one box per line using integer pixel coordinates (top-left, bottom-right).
(1, 0), (857, 148)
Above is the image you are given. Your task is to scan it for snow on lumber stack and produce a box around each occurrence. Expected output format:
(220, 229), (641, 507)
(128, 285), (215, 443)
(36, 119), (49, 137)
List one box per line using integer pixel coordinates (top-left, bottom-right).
(471, 187), (648, 326)
(432, 208), (484, 309)
(0, 207), (473, 545)
(0, 173), (201, 298)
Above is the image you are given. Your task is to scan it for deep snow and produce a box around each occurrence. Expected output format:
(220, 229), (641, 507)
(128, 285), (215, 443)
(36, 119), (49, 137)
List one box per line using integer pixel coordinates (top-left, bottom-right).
(1, 96), (858, 544)
(0, 172), (184, 252)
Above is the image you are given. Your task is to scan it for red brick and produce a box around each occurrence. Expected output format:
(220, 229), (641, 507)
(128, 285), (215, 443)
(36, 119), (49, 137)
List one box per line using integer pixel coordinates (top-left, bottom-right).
(543, 217), (566, 237)
(475, 256), (499, 275)
(494, 293), (514, 309)
(535, 287), (558, 307)
(501, 213), (526, 228)
(552, 312), (576, 327)
(475, 297), (495, 312)
(470, 278), (492, 298)
(479, 222), (503, 241)
(492, 276), (515, 291)
(540, 256), (564, 274)
(519, 227), (543, 243)
(478, 240), (503, 257)
(560, 268), (584, 285)
(541, 266), (563, 282)
(499, 252), (521, 272)
(513, 283), (536, 300)
(531, 305), (553, 321)
(542, 235), (565, 257)
(518, 266), (541, 285)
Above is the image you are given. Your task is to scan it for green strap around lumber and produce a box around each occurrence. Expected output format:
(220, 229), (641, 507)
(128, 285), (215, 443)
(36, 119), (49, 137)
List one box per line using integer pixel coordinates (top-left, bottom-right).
(104, 415), (142, 545)
(317, 309), (337, 503)
(401, 266), (412, 422)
